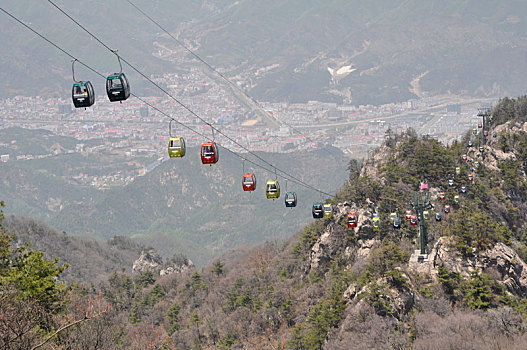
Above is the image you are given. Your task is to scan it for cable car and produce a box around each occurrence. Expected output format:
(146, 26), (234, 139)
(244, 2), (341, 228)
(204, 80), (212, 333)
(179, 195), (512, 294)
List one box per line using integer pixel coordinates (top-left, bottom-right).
(448, 179), (454, 187)
(468, 140), (473, 147)
(478, 122), (482, 128)
(312, 203), (324, 219)
(462, 154), (467, 162)
(168, 137), (186, 158)
(444, 204), (451, 214)
(393, 217), (401, 229)
(493, 132), (497, 138)
(435, 212), (442, 221)
(461, 185), (466, 193)
(285, 192), (297, 207)
(479, 146), (484, 153)
(372, 216), (380, 229)
(410, 214), (418, 226)
(455, 167), (461, 175)
(242, 173), (257, 192)
(201, 142), (219, 165)
(423, 210), (430, 220)
(483, 129), (489, 137)
(266, 180), (280, 199)
(106, 73), (130, 102)
(454, 195), (460, 203)
(347, 210), (358, 228)
(439, 192), (446, 201)
(390, 212), (397, 223)
(468, 174), (473, 182)
(323, 204), (333, 218)
(474, 161), (479, 167)
(405, 209), (412, 220)
(472, 128), (477, 135)
(72, 81), (95, 108)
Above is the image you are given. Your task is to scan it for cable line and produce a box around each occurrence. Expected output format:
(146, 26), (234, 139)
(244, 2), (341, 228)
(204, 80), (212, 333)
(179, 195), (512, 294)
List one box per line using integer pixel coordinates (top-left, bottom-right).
(45, 0), (333, 196)
(125, 0), (340, 157)
(0, 6), (334, 197)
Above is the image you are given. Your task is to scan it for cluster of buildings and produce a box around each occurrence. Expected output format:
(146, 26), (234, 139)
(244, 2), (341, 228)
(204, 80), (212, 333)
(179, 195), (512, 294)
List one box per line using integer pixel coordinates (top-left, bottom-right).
(0, 69), (493, 188)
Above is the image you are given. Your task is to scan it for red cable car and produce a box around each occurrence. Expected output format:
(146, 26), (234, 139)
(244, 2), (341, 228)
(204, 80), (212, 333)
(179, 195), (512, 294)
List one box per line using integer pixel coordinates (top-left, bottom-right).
(347, 210), (358, 229)
(201, 142), (219, 165)
(439, 192), (446, 201)
(405, 209), (412, 220)
(242, 173), (256, 191)
(462, 154), (467, 162)
(478, 122), (482, 128)
(444, 204), (451, 214)
(483, 129), (489, 137)
(468, 174), (473, 182)
(410, 214), (418, 226)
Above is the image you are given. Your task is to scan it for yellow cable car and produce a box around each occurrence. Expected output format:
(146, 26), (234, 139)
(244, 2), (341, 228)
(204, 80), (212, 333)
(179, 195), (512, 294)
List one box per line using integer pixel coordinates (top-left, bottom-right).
(168, 137), (186, 158)
(265, 180), (280, 199)
(323, 204), (333, 218)
(423, 210), (430, 220)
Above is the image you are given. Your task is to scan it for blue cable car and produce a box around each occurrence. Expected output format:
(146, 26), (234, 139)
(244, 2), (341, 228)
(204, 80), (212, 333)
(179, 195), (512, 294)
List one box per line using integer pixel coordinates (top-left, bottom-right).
(312, 203), (324, 219)
(285, 192), (297, 207)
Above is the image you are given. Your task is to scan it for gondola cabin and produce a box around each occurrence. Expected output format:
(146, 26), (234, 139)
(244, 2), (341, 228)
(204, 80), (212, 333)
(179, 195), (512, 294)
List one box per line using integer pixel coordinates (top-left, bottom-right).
(393, 217), (401, 228)
(284, 192), (297, 207)
(448, 179), (454, 187)
(479, 146), (484, 153)
(454, 195), (460, 203)
(474, 161), (479, 167)
(323, 204), (333, 218)
(435, 212), (442, 221)
(478, 122), (482, 128)
(72, 81), (95, 108)
(410, 214), (418, 226)
(390, 212), (397, 223)
(372, 216), (380, 229)
(312, 203), (324, 219)
(472, 128), (477, 135)
(461, 185), (466, 193)
(423, 210), (430, 220)
(106, 73), (130, 102)
(468, 140), (473, 147)
(439, 192), (446, 201)
(167, 137), (186, 158)
(468, 174), (473, 182)
(483, 129), (489, 137)
(455, 167), (461, 175)
(242, 173), (257, 192)
(462, 154), (467, 162)
(201, 142), (219, 165)
(347, 210), (358, 228)
(405, 209), (412, 220)
(265, 180), (280, 199)
(444, 204), (451, 214)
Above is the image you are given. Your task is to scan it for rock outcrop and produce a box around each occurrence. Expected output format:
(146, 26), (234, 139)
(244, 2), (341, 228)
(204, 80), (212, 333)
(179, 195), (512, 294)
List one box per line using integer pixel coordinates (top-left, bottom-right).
(409, 237), (527, 297)
(132, 248), (163, 273)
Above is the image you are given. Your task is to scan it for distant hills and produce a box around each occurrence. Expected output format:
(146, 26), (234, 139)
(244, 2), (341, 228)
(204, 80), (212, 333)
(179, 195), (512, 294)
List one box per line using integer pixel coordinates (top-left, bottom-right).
(0, 128), (348, 266)
(1, 0), (526, 104)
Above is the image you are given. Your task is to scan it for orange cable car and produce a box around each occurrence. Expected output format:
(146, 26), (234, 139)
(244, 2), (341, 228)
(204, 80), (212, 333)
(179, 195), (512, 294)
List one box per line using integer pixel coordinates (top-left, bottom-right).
(201, 142), (219, 165)
(242, 173), (257, 192)
(347, 210), (358, 229)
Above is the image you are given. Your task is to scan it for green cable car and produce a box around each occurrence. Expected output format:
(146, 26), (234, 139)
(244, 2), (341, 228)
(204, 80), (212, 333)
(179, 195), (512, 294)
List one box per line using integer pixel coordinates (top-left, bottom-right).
(266, 180), (280, 199)
(168, 137), (186, 158)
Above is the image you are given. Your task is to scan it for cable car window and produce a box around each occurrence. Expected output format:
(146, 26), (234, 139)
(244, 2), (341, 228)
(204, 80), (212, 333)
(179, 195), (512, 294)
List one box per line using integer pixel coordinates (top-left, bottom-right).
(109, 78), (122, 88)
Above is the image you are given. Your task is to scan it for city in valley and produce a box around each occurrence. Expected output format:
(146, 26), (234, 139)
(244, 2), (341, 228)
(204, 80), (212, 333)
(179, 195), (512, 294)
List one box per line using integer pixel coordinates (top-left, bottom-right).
(0, 69), (494, 189)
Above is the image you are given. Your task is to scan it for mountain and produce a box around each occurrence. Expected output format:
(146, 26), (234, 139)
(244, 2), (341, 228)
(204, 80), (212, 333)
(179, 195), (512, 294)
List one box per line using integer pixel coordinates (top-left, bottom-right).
(0, 129), (349, 266)
(3, 95), (527, 349)
(2, 214), (142, 284)
(2, 1), (526, 105)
